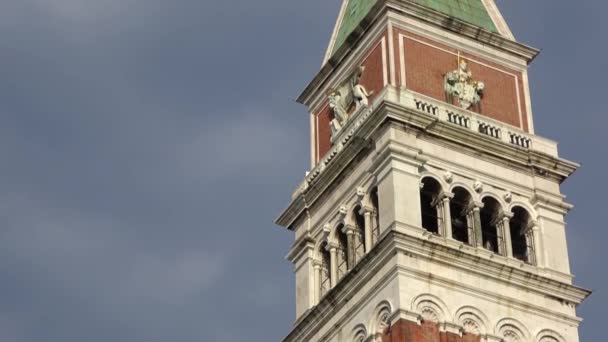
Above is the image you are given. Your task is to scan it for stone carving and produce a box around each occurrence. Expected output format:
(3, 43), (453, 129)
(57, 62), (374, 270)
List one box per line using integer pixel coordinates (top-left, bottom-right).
(504, 192), (513, 203)
(329, 66), (372, 137)
(473, 180), (483, 193)
(352, 325), (368, 342)
(502, 329), (521, 342)
(462, 319), (480, 335)
(445, 59), (485, 110)
(377, 310), (390, 332)
(444, 171), (453, 183)
(420, 307), (439, 323)
(537, 329), (564, 342)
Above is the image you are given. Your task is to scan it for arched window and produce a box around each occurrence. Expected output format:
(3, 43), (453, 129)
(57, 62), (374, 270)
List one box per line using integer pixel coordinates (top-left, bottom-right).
(335, 224), (349, 280)
(480, 197), (503, 254)
(319, 242), (331, 298)
(353, 206), (366, 263)
(370, 188), (380, 244)
(510, 206), (535, 264)
(420, 178), (442, 234)
(450, 187), (473, 244)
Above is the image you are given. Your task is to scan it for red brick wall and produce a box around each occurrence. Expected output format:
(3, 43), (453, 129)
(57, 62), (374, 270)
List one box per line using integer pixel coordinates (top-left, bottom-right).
(316, 104), (332, 163)
(314, 34), (388, 162)
(395, 29), (529, 132)
(382, 319), (481, 342)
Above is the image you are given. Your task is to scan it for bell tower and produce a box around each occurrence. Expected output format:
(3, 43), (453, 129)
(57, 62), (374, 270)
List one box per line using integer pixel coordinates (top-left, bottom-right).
(276, 1), (591, 341)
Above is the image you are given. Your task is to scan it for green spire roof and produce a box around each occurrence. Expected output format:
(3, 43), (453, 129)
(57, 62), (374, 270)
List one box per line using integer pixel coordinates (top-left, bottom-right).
(331, 0), (499, 54)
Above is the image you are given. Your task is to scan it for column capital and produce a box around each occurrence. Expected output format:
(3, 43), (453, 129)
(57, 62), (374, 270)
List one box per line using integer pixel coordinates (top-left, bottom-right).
(342, 223), (357, 235)
(501, 211), (515, 220)
(439, 191), (454, 200)
(326, 242), (339, 252)
(467, 201), (484, 213)
(360, 205), (375, 215)
(526, 220), (539, 232)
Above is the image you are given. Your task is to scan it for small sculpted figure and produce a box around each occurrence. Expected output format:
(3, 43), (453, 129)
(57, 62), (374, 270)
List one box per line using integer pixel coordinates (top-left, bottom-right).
(327, 66), (372, 138)
(445, 59), (485, 110)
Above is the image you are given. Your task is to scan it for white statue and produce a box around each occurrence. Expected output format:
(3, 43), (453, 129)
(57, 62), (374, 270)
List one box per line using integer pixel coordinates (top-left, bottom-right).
(328, 66), (372, 137)
(445, 59), (485, 110)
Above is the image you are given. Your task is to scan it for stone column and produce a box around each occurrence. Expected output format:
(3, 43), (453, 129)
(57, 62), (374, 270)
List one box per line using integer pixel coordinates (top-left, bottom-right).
(343, 224), (356, 268)
(328, 244), (338, 288)
(471, 203), (483, 248)
(500, 213), (514, 258)
(530, 222), (543, 266)
(362, 207), (373, 252)
(441, 193), (453, 239)
(434, 199), (445, 236)
(313, 262), (322, 303)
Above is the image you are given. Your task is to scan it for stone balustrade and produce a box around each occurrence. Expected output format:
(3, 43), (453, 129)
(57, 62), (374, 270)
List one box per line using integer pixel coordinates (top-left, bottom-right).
(401, 90), (557, 156)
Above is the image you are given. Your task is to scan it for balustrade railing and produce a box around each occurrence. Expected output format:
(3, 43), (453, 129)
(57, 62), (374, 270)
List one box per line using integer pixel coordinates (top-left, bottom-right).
(415, 99), (439, 116)
(447, 111), (470, 128)
(409, 94), (540, 152)
(509, 133), (531, 149)
(478, 122), (501, 140)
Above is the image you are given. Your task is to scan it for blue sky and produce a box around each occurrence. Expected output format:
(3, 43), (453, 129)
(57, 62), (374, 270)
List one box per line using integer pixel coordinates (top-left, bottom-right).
(0, 0), (604, 341)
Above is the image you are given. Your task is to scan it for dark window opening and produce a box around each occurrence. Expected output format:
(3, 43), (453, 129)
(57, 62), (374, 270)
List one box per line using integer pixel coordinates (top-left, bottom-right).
(353, 206), (366, 261)
(371, 188), (380, 244)
(420, 178), (442, 234)
(480, 197), (501, 254)
(510, 206), (532, 263)
(319, 242), (331, 297)
(450, 187), (472, 244)
(335, 224), (349, 279)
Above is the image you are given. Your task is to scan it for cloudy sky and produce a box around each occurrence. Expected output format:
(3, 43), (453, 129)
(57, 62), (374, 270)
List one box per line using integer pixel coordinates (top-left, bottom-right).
(0, 0), (605, 341)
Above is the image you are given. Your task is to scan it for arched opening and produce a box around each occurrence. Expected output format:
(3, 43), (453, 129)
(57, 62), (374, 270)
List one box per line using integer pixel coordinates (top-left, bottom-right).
(353, 206), (366, 263)
(420, 177), (442, 234)
(319, 241), (331, 298)
(480, 197), (502, 254)
(450, 187), (472, 244)
(335, 224), (349, 280)
(370, 188), (380, 244)
(510, 206), (534, 264)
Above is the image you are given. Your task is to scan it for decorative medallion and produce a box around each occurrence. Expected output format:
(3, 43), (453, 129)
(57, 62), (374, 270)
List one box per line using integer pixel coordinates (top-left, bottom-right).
(445, 59), (485, 110)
